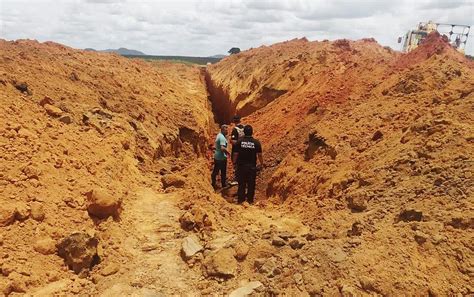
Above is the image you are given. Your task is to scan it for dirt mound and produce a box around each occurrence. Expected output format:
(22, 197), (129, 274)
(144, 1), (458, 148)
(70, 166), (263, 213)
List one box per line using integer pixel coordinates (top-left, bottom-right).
(206, 36), (474, 295)
(0, 39), (216, 295)
(1, 34), (473, 296)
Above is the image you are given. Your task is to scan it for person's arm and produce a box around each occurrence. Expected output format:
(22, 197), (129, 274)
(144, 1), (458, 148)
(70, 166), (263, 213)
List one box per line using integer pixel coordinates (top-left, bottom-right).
(217, 135), (229, 156)
(257, 153), (263, 167)
(221, 145), (230, 156)
(230, 128), (238, 146)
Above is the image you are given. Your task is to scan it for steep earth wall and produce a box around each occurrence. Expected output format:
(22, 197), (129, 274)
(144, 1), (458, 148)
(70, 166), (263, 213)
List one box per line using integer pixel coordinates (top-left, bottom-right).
(0, 39), (216, 295)
(1, 34), (473, 296)
(206, 33), (474, 295)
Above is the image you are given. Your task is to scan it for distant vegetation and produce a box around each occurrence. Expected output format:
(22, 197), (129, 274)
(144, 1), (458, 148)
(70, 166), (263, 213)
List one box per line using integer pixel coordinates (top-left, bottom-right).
(123, 55), (223, 65)
(228, 47), (241, 55)
(466, 54), (474, 60)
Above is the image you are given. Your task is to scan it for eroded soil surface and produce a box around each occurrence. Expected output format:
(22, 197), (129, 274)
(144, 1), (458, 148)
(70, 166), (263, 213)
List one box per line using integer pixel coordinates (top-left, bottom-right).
(0, 33), (473, 296)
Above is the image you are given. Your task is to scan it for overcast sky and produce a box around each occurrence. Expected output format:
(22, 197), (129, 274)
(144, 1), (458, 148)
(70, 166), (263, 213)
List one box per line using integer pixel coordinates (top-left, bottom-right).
(1, 0), (473, 56)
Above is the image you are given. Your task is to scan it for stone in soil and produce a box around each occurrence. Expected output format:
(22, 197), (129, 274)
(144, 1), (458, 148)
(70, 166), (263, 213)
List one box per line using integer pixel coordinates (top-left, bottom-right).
(57, 232), (100, 274)
(34, 237), (57, 255)
(0, 205), (17, 227)
(30, 202), (45, 221)
(161, 174), (186, 189)
(271, 236), (286, 247)
(85, 188), (121, 219)
(203, 248), (237, 278)
(181, 235), (203, 259)
(229, 281), (263, 297)
(234, 242), (249, 261)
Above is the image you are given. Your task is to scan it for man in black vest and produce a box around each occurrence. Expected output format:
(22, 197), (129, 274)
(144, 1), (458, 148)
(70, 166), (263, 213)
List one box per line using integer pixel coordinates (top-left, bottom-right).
(232, 125), (263, 204)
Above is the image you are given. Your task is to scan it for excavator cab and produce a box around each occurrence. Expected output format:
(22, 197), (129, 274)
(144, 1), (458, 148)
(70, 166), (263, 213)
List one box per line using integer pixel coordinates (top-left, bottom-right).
(399, 21), (470, 54)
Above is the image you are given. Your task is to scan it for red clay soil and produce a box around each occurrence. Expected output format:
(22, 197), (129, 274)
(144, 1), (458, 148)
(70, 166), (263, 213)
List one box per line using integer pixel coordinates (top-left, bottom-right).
(207, 33), (474, 295)
(0, 33), (473, 296)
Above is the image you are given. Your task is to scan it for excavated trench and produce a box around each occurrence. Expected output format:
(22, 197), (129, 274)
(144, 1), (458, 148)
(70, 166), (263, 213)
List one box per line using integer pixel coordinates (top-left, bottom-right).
(203, 69), (236, 125)
(202, 67), (271, 201)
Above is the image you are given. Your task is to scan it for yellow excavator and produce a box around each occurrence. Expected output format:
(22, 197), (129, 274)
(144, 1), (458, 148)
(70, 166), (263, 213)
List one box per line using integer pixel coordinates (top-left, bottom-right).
(398, 21), (470, 54)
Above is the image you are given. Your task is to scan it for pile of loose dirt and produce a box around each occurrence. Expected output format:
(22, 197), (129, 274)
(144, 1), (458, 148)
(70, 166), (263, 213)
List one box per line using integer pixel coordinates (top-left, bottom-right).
(206, 33), (474, 295)
(1, 33), (472, 296)
(0, 39), (217, 295)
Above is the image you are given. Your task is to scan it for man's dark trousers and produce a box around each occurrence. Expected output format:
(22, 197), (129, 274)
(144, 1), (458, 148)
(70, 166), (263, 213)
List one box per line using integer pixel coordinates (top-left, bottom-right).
(211, 159), (227, 188)
(237, 164), (256, 203)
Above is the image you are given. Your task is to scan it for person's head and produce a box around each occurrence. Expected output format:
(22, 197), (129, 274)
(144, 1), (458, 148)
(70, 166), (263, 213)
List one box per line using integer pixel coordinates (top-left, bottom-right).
(243, 125), (253, 136)
(220, 124), (228, 135)
(233, 115), (241, 124)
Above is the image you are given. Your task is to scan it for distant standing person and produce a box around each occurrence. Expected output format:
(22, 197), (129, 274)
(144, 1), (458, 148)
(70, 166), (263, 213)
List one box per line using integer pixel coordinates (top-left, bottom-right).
(232, 125), (263, 204)
(230, 115), (245, 185)
(211, 124), (230, 189)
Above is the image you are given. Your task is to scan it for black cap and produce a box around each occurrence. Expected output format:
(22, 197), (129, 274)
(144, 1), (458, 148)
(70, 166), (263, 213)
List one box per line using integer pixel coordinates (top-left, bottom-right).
(244, 125), (253, 136)
(233, 115), (241, 122)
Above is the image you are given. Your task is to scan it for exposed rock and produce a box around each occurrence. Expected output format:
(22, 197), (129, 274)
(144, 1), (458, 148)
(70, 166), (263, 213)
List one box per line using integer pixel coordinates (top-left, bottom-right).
(293, 273), (304, 285)
(161, 174), (186, 189)
(288, 58), (300, 67)
(204, 248), (237, 278)
(179, 207), (213, 231)
(234, 242), (249, 261)
(181, 235), (203, 259)
(397, 209), (423, 222)
(13, 81), (29, 94)
(275, 231), (295, 240)
(431, 234), (446, 245)
(340, 284), (358, 297)
(447, 217), (473, 230)
(59, 115), (73, 124)
(179, 212), (195, 231)
(414, 231), (428, 244)
(57, 232), (100, 274)
(229, 281), (263, 297)
(347, 222), (363, 237)
(0, 205), (17, 227)
(22, 164), (41, 179)
(30, 202), (45, 221)
(359, 276), (381, 294)
(347, 193), (367, 212)
(44, 104), (63, 117)
(85, 188), (121, 219)
(207, 233), (236, 250)
(306, 233), (317, 241)
(39, 96), (54, 106)
(255, 257), (280, 277)
(101, 263), (119, 276)
(14, 202), (30, 221)
(34, 237), (57, 255)
(271, 236), (286, 247)
(371, 130), (383, 141)
(289, 238), (305, 249)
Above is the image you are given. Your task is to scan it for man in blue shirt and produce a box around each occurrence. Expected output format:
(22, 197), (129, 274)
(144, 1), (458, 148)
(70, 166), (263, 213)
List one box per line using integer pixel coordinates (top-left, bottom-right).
(211, 124), (230, 189)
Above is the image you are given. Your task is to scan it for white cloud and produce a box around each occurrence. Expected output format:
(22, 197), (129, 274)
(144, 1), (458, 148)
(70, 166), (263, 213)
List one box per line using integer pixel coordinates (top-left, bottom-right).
(0, 0), (472, 56)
